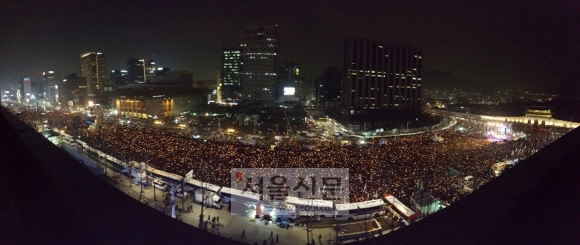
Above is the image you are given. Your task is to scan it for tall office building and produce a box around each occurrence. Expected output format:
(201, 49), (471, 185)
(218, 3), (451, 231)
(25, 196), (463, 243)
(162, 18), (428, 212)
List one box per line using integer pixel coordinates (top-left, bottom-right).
(80, 52), (105, 94)
(110, 70), (129, 86)
(277, 62), (301, 97)
(59, 73), (87, 106)
(315, 66), (342, 105)
(145, 59), (157, 81)
(127, 58), (146, 83)
(19, 77), (31, 103)
(342, 39), (423, 114)
(240, 25), (278, 105)
(220, 45), (243, 102)
(43, 71), (59, 104)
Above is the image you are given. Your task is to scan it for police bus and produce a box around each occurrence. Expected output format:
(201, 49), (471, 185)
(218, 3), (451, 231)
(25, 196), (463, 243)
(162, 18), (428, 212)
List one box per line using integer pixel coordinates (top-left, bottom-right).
(335, 199), (385, 220)
(383, 194), (419, 224)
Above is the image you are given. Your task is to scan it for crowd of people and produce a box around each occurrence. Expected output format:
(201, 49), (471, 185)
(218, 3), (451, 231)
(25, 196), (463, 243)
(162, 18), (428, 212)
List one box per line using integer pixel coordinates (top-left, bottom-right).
(12, 107), (562, 206)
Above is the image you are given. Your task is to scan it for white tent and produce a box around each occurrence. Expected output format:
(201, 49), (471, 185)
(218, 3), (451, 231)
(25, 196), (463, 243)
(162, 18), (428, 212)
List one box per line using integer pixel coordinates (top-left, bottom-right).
(238, 139), (256, 145)
(431, 134), (444, 143)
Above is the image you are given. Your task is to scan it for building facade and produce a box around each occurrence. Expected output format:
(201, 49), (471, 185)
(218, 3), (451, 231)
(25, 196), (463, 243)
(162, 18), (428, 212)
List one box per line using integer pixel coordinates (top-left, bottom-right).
(316, 66), (342, 106)
(240, 25), (278, 105)
(19, 77), (31, 103)
(80, 52), (106, 94)
(145, 59), (157, 81)
(111, 89), (207, 119)
(220, 45), (243, 102)
(110, 70), (128, 86)
(127, 58), (145, 84)
(342, 39), (422, 115)
(59, 73), (87, 106)
(43, 71), (59, 105)
(277, 62), (301, 106)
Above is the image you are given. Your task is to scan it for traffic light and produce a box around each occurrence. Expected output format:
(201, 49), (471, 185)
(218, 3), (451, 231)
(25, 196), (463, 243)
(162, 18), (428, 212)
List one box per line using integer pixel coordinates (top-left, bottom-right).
(415, 118), (419, 121)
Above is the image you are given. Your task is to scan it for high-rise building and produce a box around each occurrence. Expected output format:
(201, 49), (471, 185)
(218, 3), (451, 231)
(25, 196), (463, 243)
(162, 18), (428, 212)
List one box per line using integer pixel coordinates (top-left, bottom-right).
(59, 73), (87, 106)
(315, 66), (342, 106)
(110, 70), (129, 86)
(276, 62), (302, 107)
(146, 59), (157, 81)
(30, 80), (40, 98)
(43, 71), (59, 104)
(19, 77), (31, 103)
(127, 58), (146, 84)
(80, 52), (105, 94)
(240, 25), (278, 105)
(342, 39), (422, 114)
(220, 45), (243, 102)
(277, 62), (301, 98)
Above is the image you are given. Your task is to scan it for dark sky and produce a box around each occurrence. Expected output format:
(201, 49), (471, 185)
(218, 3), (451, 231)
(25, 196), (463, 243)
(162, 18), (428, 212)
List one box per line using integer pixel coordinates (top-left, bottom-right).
(1, 0), (579, 91)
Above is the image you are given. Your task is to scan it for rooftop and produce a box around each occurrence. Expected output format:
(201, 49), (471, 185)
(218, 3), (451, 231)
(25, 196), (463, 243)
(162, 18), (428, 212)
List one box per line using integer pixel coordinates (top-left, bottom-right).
(1, 105), (579, 245)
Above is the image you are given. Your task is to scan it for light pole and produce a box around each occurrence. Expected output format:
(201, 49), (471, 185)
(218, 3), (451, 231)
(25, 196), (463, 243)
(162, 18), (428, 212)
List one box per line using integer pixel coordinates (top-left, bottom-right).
(103, 155), (107, 174)
(59, 132), (63, 148)
(139, 162), (144, 200)
(153, 176), (156, 201)
(126, 156), (132, 187)
(198, 160), (207, 229)
(141, 59), (147, 83)
(335, 200), (339, 245)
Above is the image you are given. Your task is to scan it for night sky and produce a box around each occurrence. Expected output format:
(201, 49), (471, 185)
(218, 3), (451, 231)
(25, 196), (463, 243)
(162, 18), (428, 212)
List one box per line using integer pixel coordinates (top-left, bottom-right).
(1, 0), (579, 91)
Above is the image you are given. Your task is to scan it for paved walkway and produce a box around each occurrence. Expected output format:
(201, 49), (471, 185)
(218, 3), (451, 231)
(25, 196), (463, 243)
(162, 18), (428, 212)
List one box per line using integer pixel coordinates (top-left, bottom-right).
(63, 144), (342, 245)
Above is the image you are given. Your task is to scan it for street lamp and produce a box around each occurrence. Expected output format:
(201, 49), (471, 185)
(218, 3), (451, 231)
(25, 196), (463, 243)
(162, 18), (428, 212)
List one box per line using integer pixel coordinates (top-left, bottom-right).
(126, 156), (132, 187)
(153, 177), (157, 200)
(59, 130), (64, 148)
(139, 161), (145, 200)
(198, 157), (208, 229)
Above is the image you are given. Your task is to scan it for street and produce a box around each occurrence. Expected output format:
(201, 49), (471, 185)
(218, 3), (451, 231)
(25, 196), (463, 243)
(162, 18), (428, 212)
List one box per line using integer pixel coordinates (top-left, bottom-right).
(64, 143), (392, 245)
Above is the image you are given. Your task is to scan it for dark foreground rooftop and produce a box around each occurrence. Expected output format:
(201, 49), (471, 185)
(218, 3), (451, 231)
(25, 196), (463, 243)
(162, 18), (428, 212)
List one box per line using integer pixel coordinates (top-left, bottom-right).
(1, 106), (579, 245)
(0, 107), (243, 245)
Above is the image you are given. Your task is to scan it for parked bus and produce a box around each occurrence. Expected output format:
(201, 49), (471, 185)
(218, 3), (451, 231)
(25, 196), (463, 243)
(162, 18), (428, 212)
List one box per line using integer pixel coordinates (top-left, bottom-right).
(335, 199), (385, 220)
(383, 194), (419, 223)
(257, 200), (296, 220)
(219, 186), (260, 205)
(284, 196), (335, 218)
(184, 178), (204, 192)
(148, 168), (182, 187)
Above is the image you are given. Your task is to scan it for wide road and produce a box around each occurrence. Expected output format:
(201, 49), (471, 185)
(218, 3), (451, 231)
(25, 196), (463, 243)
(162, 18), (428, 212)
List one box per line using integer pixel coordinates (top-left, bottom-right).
(63, 143), (400, 245)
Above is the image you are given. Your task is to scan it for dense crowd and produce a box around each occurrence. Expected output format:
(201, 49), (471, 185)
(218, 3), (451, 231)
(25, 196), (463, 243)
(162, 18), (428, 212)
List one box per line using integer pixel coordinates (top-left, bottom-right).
(13, 108), (561, 205)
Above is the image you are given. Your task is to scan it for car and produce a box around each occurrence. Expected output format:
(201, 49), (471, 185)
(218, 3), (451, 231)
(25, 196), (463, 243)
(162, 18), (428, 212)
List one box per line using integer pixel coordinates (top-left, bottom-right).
(173, 188), (188, 199)
(276, 217), (290, 228)
(153, 179), (168, 191)
(133, 177), (149, 187)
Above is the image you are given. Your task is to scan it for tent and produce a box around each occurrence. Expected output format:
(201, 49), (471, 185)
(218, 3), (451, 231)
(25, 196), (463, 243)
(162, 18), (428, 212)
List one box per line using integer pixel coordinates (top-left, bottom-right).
(431, 134), (444, 143)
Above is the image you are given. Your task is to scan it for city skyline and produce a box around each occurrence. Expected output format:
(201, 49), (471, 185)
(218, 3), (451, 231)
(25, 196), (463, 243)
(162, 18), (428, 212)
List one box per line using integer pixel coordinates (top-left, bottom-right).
(1, 0), (579, 92)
